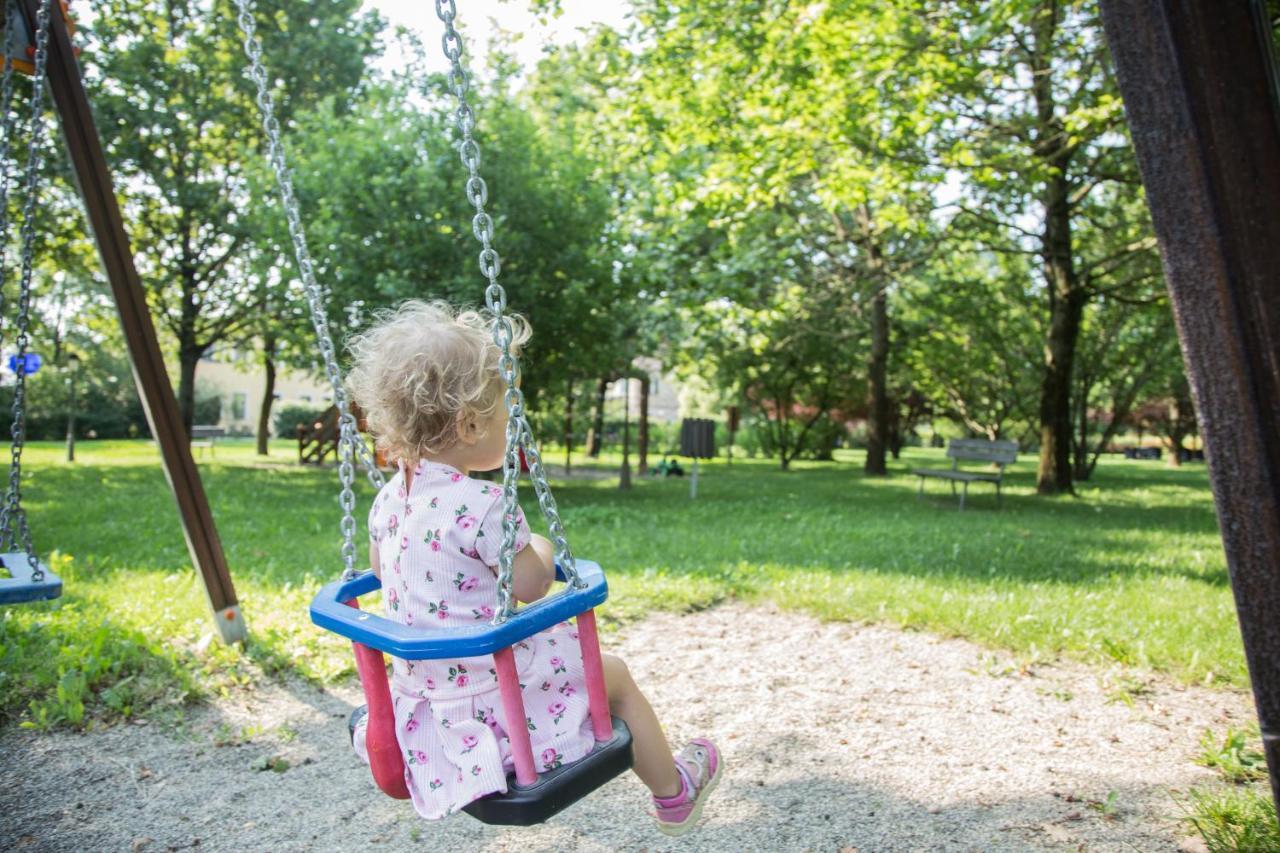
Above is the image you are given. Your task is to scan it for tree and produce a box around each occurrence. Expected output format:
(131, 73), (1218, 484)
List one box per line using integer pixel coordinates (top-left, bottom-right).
(272, 64), (636, 414)
(901, 248), (1042, 442)
(921, 0), (1160, 493)
(611, 0), (940, 477)
(84, 0), (380, 434)
(1070, 295), (1177, 480)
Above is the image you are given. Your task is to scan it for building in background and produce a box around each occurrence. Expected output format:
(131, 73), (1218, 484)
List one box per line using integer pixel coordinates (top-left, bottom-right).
(602, 357), (681, 422)
(197, 347), (331, 434)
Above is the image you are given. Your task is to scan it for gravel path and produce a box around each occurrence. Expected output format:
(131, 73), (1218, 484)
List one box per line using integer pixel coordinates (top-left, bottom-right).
(0, 605), (1251, 852)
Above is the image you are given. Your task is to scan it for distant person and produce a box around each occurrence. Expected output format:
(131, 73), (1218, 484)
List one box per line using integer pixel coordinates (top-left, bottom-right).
(652, 456), (684, 477)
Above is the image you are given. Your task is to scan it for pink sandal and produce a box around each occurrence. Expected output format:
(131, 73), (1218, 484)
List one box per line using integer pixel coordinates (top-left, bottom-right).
(652, 738), (722, 836)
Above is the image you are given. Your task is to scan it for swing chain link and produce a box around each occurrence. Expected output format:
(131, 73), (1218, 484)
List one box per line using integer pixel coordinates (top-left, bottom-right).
(0, 0), (22, 297)
(434, 0), (580, 625)
(234, 0), (384, 581)
(0, 0), (53, 578)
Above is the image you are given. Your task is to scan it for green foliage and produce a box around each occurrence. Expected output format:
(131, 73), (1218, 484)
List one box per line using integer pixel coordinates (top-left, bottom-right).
(271, 70), (638, 408)
(0, 559), (201, 729)
(1198, 727), (1269, 785)
(0, 348), (148, 441)
(273, 405), (328, 439)
(83, 0), (381, 424)
(900, 249), (1041, 440)
(1184, 787), (1280, 853)
(193, 378), (223, 426)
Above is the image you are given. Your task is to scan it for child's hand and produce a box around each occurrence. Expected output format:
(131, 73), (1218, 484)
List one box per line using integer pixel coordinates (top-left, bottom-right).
(511, 533), (555, 603)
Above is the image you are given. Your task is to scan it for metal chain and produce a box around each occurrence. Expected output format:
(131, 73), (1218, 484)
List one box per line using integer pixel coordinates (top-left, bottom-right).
(0, 0), (53, 579)
(0, 0), (23, 309)
(434, 0), (581, 624)
(233, 0), (384, 581)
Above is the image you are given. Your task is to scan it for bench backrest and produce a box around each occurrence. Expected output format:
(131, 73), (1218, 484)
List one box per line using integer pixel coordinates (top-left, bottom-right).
(191, 425), (226, 439)
(947, 438), (1018, 467)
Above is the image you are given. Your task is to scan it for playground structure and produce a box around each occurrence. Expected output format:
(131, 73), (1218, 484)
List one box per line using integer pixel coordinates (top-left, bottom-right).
(0, 0), (1273, 815)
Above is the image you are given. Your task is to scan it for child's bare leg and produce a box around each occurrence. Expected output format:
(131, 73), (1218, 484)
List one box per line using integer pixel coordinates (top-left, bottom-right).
(602, 653), (681, 798)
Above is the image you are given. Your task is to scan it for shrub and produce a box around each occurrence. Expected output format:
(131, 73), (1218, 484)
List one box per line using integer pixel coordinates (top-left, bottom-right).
(274, 405), (329, 439)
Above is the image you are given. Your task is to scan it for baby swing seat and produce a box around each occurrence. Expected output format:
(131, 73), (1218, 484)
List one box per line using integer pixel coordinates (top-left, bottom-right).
(312, 560), (635, 825)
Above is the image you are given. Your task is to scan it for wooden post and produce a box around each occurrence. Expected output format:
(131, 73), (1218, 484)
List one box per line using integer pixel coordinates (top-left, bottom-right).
(1099, 0), (1280, 808)
(22, 0), (244, 643)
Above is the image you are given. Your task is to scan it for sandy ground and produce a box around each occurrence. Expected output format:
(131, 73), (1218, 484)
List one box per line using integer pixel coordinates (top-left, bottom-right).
(0, 605), (1252, 852)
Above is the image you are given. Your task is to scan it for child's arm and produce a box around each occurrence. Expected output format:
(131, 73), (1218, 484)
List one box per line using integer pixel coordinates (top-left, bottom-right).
(510, 533), (555, 604)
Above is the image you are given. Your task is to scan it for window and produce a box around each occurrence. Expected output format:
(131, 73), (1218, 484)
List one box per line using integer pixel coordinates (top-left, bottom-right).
(231, 392), (247, 421)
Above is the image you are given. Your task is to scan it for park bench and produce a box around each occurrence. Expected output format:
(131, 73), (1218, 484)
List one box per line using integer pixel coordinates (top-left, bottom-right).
(913, 438), (1017, 510)
(190, 425), (225, 458)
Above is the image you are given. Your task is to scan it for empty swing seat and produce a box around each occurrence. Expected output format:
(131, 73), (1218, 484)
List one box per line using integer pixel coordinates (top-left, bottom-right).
(311, 559), (635, 825)
(0, 551), (61, 604)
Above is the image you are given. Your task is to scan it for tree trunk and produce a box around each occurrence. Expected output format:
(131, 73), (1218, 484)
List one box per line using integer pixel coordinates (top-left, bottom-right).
(587, 377), (607, 458)
(1031, 3), (1082, 496)
(619, 378), (631, 490)
(637, 376), (650, 474)
(1037, 279), (1087, 494)
(1072, 372), (1092, 481)
(865, 283), (890, 475)
(563, 380), (573, 475)
(177, 346), (200, 438)
(858, 206), (890, 476)
(257, 335), (277, 456)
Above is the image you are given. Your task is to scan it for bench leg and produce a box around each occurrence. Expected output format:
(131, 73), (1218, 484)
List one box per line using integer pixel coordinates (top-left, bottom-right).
(997, 480), (1002, 508)
(950, 480), (957, 499)
(960, 481), (968, 511)
(917, 476), (925, 499)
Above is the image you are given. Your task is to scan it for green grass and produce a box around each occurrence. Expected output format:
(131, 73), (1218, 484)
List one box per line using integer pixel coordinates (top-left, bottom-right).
(1184, 787), (1280, 851)
(0, 439), (1246, 730)
(1187, 725), (1276, 851)
(1198, 726), (1270, 785)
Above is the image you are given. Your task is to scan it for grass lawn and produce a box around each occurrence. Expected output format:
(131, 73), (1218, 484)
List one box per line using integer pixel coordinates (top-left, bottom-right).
(0, 438), (1241, 730)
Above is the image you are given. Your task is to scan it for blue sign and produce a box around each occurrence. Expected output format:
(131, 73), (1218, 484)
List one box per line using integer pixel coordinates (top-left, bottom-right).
(8, 353), (42, 375)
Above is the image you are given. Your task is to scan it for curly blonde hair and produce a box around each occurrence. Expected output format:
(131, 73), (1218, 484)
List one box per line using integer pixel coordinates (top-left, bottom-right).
(345, 300), (531, 462)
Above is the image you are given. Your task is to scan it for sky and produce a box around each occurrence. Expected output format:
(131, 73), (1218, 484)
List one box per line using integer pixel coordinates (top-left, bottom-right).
(365, 0), (633, 76)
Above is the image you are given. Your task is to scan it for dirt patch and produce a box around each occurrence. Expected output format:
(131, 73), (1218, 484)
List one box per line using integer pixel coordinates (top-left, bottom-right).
(0, 604), (1250, 851)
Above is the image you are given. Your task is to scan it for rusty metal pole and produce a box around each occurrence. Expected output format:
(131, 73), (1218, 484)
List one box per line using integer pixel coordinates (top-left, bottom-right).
(1099, 0), (1280, 808)
(19, 0), (245, 643)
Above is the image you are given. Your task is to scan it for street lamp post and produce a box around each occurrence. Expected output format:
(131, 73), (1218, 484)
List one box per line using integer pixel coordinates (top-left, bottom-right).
(65, 353), (80, 462)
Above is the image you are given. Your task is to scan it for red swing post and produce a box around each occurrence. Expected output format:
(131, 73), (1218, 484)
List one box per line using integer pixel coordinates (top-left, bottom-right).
(574, 608), (614, 742)
(493, 646), (538, 786)
(346, 598), (410, 799)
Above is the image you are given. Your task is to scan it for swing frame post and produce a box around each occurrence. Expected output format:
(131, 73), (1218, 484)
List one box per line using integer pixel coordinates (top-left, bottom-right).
(1099, 0), (1280, 808)
(16, 0), (243, 643)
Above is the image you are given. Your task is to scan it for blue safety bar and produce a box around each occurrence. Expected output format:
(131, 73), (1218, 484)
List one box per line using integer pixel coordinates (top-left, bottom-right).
(0, 552), (62, 605)
(310, 559), (608, 660)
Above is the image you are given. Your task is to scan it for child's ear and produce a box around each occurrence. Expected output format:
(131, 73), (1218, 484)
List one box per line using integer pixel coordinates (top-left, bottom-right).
(456, 413), (480, 446)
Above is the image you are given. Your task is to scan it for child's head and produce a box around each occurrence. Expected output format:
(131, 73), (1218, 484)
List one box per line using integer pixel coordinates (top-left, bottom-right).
(346, 300), (531, 464)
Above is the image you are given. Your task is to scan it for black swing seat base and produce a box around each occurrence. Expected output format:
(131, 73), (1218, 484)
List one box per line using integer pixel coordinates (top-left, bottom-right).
(0, 551), (61, 604)
(463, 716), (634, 826)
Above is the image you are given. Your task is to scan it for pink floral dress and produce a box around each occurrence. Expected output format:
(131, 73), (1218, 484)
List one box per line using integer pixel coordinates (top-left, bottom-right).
(362, 459), (596, 820)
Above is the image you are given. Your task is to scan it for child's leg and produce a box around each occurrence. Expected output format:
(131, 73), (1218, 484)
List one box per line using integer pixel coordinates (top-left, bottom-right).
(602, 653), (681, 799)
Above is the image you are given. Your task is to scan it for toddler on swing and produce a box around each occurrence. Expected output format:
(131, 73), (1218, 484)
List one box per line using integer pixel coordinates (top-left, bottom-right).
(345, 300), (722, 834)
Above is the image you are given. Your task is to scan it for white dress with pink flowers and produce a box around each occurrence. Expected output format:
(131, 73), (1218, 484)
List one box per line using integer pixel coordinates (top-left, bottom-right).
(362, 460), (596, 820)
